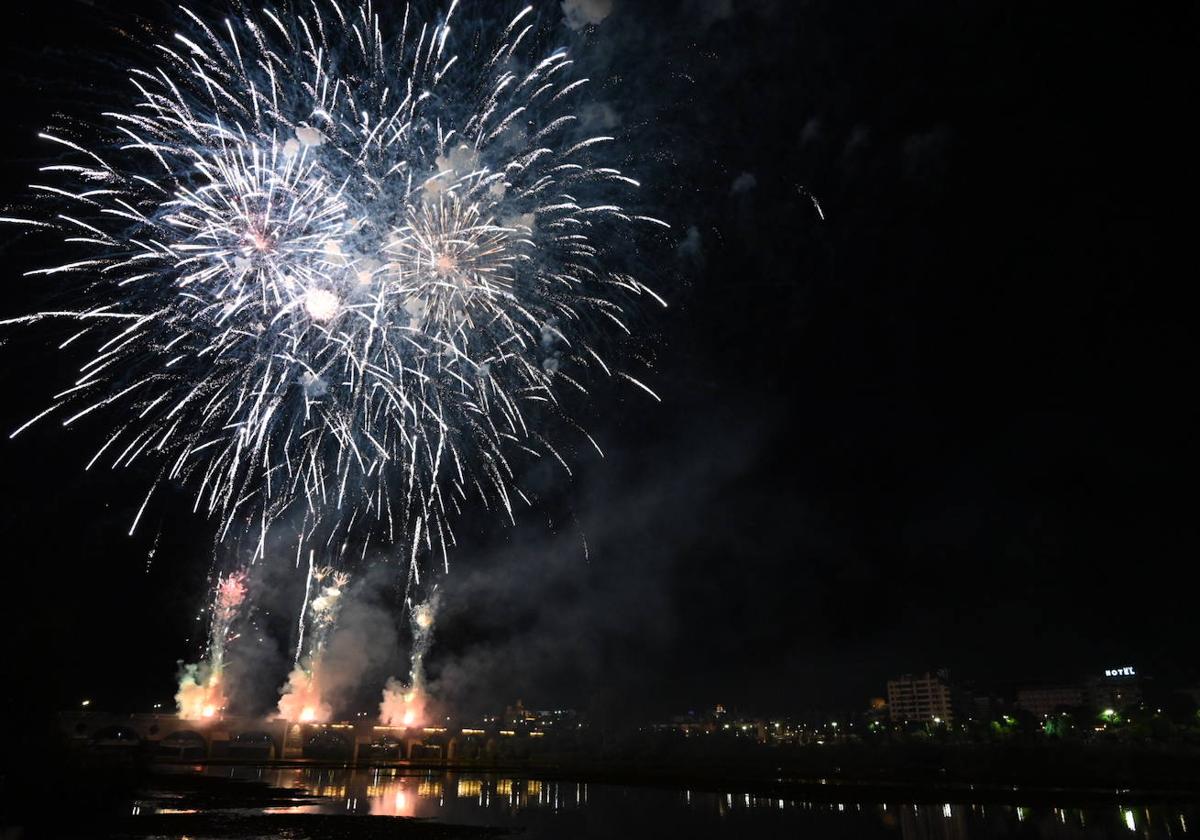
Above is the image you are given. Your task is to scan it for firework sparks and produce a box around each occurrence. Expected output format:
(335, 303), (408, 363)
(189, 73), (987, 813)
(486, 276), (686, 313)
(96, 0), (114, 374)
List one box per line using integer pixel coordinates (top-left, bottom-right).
(380, 595), (440, 728)
(278, 566), (349, 722)
(175, 569), (248, 719)
(2, 1), (667, 584)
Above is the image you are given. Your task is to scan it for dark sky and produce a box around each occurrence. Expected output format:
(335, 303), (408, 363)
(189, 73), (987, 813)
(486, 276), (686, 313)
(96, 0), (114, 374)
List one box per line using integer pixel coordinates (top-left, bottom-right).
(0, 0), (1194, 728)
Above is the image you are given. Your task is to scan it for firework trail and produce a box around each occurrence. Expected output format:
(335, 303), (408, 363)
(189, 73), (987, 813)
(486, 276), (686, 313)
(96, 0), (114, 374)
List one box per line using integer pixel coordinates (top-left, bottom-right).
(176, 568), (247, 719)
(380, 593), (439, 727)
(211, 569), (249, 669)
(2, 1), (667, 587)
(277, 565), (349, 722)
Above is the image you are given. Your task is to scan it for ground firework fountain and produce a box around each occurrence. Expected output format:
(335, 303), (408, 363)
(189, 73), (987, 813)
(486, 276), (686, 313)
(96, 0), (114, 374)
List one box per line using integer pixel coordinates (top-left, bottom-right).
(380, 594), (441, 728)
(277, 565), (350, 722)
(176, 569), (247, 719)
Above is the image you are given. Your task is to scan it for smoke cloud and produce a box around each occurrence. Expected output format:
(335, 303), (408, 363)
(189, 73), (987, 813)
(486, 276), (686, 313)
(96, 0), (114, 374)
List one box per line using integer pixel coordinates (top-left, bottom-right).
(562, 0), (614, 30)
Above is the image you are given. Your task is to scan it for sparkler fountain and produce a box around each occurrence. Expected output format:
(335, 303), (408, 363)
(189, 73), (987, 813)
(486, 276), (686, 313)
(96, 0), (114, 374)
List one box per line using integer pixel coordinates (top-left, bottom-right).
(380, 594), (440, 728)
(176, 569), (248, 719)
(277, 565), (350, 722)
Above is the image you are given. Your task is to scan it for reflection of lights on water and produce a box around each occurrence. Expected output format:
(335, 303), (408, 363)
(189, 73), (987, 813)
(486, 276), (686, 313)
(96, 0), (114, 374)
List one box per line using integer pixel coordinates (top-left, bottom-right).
(140, 769), (1198, 834)
(262, 806), (324, 815)
(312, 783), (348, 798)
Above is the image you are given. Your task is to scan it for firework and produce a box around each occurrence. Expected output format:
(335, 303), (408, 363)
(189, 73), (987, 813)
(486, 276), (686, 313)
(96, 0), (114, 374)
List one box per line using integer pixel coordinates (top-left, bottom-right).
(380, 593), (439, 727)
(175, 568), (248, 719)
(277, 667), (331, 723)
(211, 569), (248, 670)
(277, 564), (349, 722)
(2, 1), (667, 585)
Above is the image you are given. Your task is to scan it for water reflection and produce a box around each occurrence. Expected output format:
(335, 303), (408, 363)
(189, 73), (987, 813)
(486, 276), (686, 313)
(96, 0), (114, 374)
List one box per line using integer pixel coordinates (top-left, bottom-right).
(141, 766), (1197, 839)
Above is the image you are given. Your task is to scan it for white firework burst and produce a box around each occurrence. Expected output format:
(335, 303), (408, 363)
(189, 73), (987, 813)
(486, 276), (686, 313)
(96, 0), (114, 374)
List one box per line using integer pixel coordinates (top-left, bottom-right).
(2, 1), (668, 580)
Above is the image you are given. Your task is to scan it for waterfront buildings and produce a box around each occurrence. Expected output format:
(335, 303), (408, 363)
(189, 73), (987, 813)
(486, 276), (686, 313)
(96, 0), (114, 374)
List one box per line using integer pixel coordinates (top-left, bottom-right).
(886, 671), (957, 723)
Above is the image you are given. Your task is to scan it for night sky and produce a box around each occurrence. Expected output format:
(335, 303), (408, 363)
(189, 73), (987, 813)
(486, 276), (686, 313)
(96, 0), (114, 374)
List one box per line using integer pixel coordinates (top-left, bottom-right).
(0, 0), (1193, 731)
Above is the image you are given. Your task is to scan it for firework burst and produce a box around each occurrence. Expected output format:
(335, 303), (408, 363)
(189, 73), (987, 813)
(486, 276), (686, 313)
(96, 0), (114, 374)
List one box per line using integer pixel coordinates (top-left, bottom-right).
(3, 1), (667, 583)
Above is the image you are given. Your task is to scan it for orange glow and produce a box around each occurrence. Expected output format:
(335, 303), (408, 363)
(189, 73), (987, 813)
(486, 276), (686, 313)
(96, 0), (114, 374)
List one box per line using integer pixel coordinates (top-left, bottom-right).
(368, 780), (415, 817)
(379, 679), (427, 728)
(176, 672), (226, 721)
(277, 665), (331, 723)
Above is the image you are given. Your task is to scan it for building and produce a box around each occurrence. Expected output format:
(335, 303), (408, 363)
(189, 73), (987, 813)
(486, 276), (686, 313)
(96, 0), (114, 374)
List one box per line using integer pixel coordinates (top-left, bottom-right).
(1016, 685), (1085, 717)
(1086, 666), (1142, 713)
(502, 700), (579, 732)
(503, 699), (541, 728)
(886, 671), (956, 723)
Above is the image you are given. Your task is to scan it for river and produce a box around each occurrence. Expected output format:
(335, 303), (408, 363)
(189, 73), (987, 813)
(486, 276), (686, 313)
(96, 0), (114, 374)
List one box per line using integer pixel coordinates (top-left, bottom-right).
(121, 764), (1197, 839)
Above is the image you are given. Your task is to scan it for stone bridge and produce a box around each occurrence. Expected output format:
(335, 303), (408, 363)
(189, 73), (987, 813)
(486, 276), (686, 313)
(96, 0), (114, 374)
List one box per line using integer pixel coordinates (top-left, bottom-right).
(58, 712), (493, 763)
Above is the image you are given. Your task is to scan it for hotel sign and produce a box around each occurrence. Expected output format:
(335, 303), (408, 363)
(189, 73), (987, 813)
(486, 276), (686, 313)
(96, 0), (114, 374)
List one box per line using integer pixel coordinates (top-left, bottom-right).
(1104, 666), (1135, 677)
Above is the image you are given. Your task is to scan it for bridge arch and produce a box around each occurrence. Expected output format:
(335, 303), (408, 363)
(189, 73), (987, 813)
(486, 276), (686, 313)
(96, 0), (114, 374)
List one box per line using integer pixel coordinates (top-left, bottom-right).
(304, 728), (353, 760)
(90, 724), (142, 751)
(228, 730), (279, 759)
(157, 729), (208, 759)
